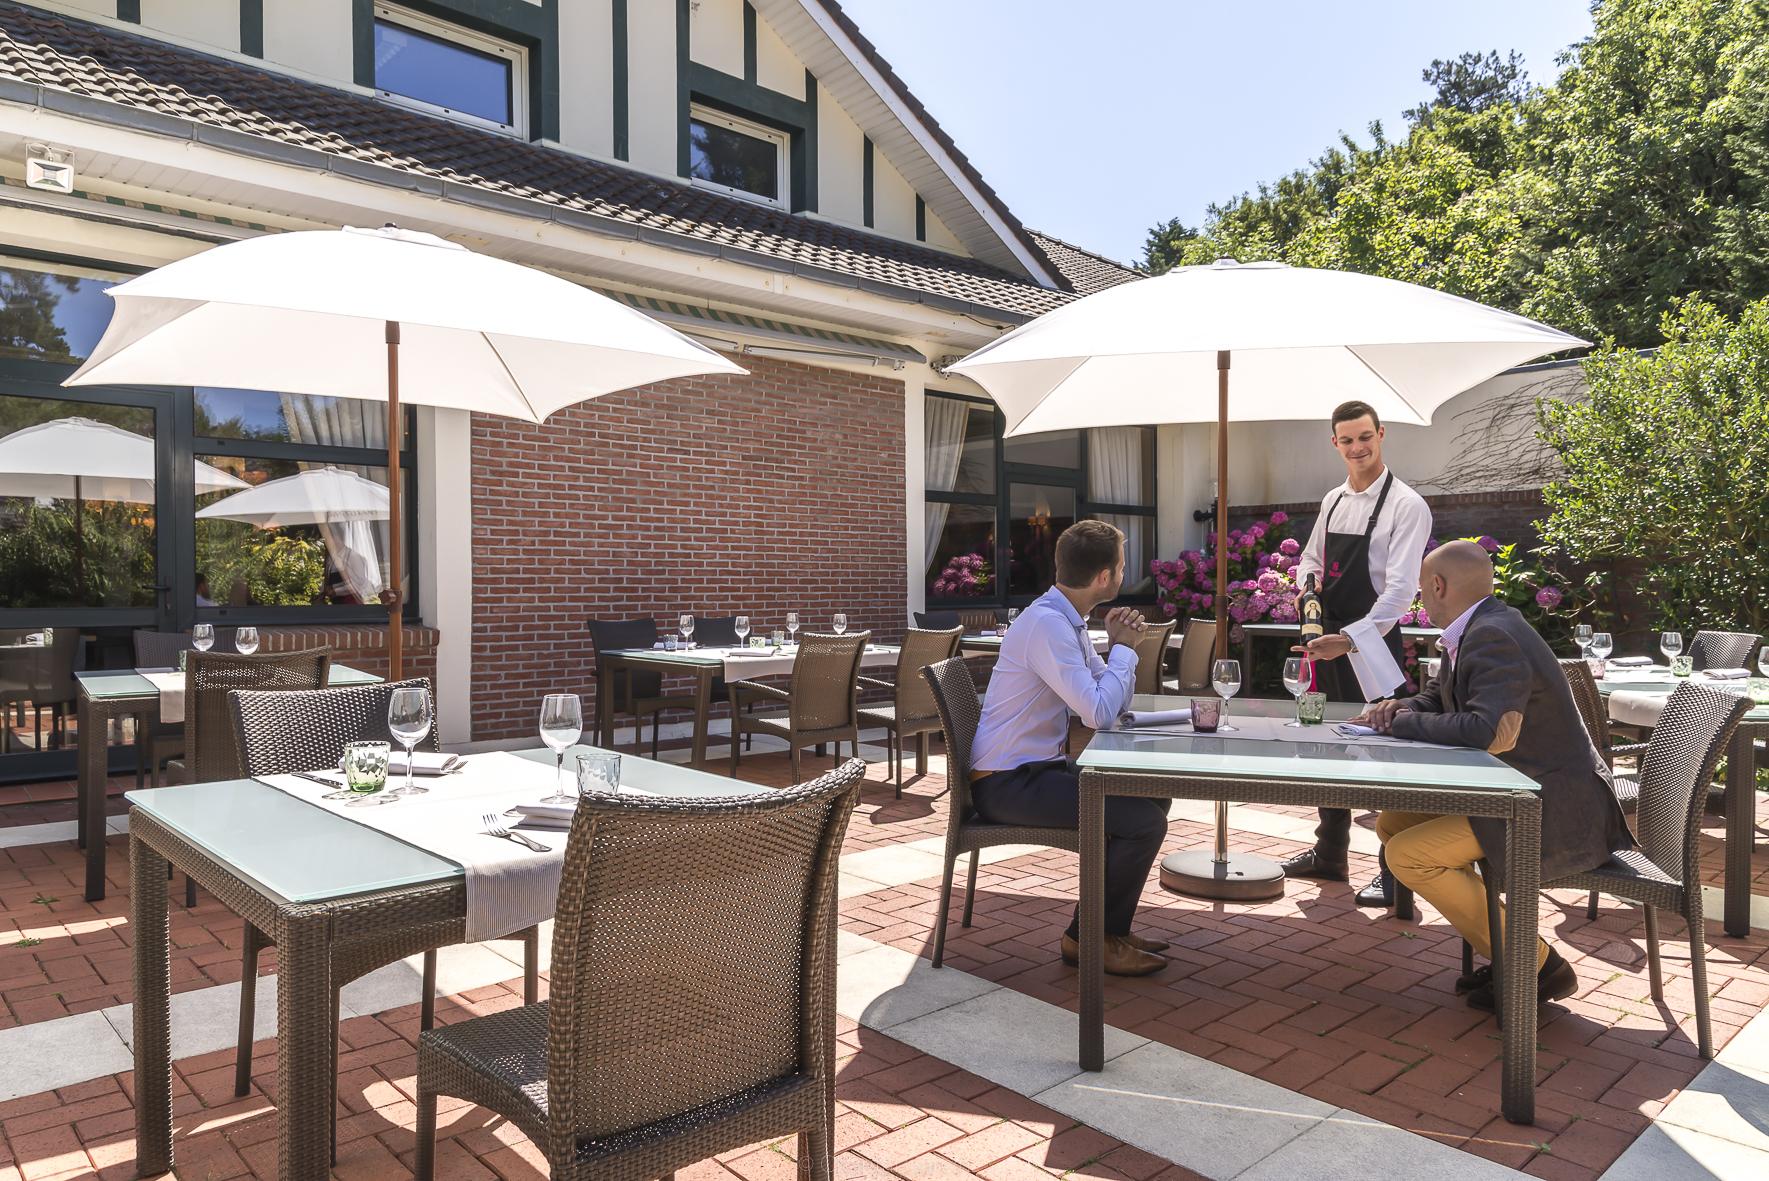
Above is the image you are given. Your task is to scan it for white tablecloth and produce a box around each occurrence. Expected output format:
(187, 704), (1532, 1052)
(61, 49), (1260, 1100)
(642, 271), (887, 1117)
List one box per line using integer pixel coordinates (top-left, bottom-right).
(656, 645), (901, 679)
(260, 751), (567, 940)
(141, 670), (186, 724)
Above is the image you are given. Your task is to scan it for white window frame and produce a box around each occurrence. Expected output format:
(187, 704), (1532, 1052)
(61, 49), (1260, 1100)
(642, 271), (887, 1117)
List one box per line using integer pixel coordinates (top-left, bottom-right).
(688, 104), (791, 210)
(372, 3), (528, 137)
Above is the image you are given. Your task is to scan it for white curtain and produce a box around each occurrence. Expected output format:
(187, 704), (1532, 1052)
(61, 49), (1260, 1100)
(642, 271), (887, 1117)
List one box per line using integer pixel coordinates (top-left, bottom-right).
(1090, 427), (1148, 590)
(279, 393), (390, 604)
(924, 397), (970, 573)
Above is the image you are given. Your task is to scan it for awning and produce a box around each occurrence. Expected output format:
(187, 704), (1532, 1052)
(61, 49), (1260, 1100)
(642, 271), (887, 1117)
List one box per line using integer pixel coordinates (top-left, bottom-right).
(593, 288), (926, 369)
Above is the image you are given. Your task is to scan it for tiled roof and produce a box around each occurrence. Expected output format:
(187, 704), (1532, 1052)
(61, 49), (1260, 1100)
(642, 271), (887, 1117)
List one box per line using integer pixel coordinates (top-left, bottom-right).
(1027, 231), (1142, 296)
(0, 3), (1074, 320)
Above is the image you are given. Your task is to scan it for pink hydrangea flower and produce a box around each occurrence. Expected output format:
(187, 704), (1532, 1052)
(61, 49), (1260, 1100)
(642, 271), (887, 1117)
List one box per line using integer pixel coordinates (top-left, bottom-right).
(1535, 586), (1563, 609)
(1279, 538), (1301, 557)
(1270, 511), (1289, 525)
(1477, 536), (1500, 554)
(1257, 571), (1281, 594)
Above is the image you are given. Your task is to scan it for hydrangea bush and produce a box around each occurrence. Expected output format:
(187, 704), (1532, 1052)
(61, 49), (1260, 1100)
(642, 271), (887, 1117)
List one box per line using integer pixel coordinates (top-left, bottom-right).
(930, 551), (993, 598)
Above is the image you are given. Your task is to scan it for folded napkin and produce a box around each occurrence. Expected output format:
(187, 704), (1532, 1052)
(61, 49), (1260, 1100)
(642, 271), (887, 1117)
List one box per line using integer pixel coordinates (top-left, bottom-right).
(391, 750), (464, 775)
(726, 647), (782, 658)
(1610, 690), (1667, 729)
(1700, 668), (1751, 680)
(509, 801), (576, 830)
(1334, 723), (1380, 737)
(1118, 708), (1192, 729)
(1608, 656), (1654, 668)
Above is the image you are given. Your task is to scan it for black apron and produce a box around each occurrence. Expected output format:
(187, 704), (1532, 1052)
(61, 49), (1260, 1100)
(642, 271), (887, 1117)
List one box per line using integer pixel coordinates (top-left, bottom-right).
(1317, 472), (1406, 704)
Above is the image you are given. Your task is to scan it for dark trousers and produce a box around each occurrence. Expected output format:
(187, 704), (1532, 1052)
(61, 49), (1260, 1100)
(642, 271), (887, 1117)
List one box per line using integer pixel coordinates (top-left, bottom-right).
(971, 759), (1168, 938)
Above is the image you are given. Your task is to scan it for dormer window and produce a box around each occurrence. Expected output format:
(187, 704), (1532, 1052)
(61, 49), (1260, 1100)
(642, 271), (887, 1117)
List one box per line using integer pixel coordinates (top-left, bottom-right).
(372, 3), (527, 136)
(688, 105), (790, 209)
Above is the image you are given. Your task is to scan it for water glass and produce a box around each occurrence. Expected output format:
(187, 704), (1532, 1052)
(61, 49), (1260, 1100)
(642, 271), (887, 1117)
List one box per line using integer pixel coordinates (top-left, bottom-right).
(342, 741), (390, 794)
(575, 751), (622, 797)
(786, 612), (799, 644)
(1296, 691), (1328, 725)
(1588, 632), (1614, 663)
(385, 687), (432, 801)
(678, 614), (695, 647)
(191, 623), (214, 652)
(1211, 658), (1241, 731)
(735, 615), (750, 648)
(1671, 655), (1694, 677)
(664, 634), (678, 651)
(1748, 678), (1769, 706)
(1574, 623), (1593, 657)
(833, 613), (848, 635)
(1660, 631), (1683, 665)
(1759, 648), (1769, 678)
(771, 629), (785, 646)
(235, 626), (259, 655)
(1282, 656), (1308, 727)
(1006, 608), (1020, 625)
(1190, 697), (1223, 733)
(539, 693), (583, 805)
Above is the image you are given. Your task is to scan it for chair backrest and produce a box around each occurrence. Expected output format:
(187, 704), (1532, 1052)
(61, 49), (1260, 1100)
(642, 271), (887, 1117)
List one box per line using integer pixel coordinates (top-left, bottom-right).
(546, 758), (864, 1144)
(1172, 618), (1216, 693)
(894, 626), (964, 721)
(1133, 619), (1178, 694)
(913, 610), (961, 631)
(694, 615), (740, 647)
(586, 617), (663, 703)
(1689, 629), (1761, 672)
(1557, 658), (1612, 762)
(1634, 681), (1749, 880)
(920, 656), (981, 820)
(34, 627), (80, 703)
(230, 678), (437, 776)
(185, 649), (330, 783)
(133, 629), (192, 669)
(788, 631), (869, 732)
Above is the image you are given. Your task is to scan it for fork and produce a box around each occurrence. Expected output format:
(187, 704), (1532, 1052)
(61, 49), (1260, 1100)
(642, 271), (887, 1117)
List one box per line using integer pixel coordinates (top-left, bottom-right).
(481, 812), (549, 852)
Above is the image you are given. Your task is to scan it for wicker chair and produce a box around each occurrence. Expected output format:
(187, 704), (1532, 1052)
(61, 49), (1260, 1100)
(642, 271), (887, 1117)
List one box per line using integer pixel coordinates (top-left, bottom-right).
(729, 632), (870, 784)
(1132, 619), (1178, 695)
(412, 758), (866, 1181)
(169, 649), (332, 785)
(131, 630), (198, 789)
(588, 617), (698, 757)
(913, 610), (962, 631)
(919, 657), (1080, 968)
(1689, 629), (1762, 672)
(1163, 618), (1216, 694)
(857, 626), (963, 795)
(1545, 682), (1748, 1058)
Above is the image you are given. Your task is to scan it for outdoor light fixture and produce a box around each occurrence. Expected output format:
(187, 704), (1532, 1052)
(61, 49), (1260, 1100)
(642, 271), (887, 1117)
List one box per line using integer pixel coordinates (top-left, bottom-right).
(24, 143), (73, 194)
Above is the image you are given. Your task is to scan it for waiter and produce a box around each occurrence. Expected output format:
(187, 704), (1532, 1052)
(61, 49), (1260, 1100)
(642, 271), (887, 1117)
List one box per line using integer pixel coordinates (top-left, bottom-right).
(1283, 400), (1432, 907)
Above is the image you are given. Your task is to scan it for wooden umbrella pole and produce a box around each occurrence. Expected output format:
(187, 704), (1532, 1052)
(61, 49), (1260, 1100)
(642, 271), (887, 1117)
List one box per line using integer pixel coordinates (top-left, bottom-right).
(1214, 350), (1230, 662)
(385, 320), (403, 679)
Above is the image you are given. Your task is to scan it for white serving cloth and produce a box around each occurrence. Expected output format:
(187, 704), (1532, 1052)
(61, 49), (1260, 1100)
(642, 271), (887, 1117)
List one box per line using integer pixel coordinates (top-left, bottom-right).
(141, 670), (186, 724)
(1341, 618), (1407, 701)
(1608, 690), (1668, 729)
(259, 751), (568, 941)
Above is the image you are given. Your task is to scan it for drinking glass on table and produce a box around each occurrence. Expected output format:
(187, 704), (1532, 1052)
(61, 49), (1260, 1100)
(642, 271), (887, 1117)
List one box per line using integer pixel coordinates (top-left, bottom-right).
(1211, 658), (1242, 732)
(786, 612), (800, 645)
(576, 751), (621, 797)
(1660, 631), (1683, 666)
(833, 613), (848, 635)
(1282, 656), (1309, 727)
(384, 686), (433, 801)
(1759, 647), (1769, 678)
(734, 615), (750, 648)
(538, 693), (583, 805)
(191, 623), (213, 653)
(1574, 623), (1593, 658)
(235, 627), (259, 655)
(678, 614), (695, 647)
(1589, 632), (1614, 665)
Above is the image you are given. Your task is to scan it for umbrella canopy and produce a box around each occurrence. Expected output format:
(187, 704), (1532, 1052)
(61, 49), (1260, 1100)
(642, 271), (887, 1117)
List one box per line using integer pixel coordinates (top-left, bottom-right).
(65, 225), (748, 674)
(196, 465), (389, 527)
(0, 416), (247, 502)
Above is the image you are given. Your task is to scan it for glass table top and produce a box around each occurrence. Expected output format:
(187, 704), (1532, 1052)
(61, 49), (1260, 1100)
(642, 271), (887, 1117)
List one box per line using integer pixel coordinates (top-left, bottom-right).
(606, 645), (899, 664)
(79, 664), (382, 699)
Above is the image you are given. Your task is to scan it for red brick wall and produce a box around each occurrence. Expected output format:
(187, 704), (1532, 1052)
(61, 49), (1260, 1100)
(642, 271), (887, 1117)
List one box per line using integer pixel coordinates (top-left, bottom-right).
(468, 356), (907, 741)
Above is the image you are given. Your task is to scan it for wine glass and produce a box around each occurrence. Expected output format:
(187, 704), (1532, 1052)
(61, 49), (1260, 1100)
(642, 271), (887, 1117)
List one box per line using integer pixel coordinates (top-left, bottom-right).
(1282, 656), (1308, 727)
(235, 627), (259, 655)
(678, 614), (695, 648)
(538, 693), (583, 805)
(735, 615), (750, 649)
(1212, 659), (1242, 732)
(384, 687), (432, 801)
(833, 613), (848, 635)
(1759, 647), (1769, 678)
(191, 623), (213, 653)
(786, 612), (800, 645)
(1589, 632), (1614, 666)
(1573, 623), (1593, 658)
(1660, 631), (1683, 668)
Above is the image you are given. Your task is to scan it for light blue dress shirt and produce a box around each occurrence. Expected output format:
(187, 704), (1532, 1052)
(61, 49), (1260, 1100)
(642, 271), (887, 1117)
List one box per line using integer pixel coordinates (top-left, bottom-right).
(970, 586), (1139, 773)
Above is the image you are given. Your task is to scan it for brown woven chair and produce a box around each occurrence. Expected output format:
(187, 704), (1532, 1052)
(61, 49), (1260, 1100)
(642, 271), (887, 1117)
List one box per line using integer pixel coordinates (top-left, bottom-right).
(412, 758), (867, 1181)
(131, 630), (191, 789)
(1163, 618), (1216, 694)
(919, 657), (1080, 968)
(1545, 682), (1748, 1058)
(1689, 629), (1762, 672)
(588, 617), (699, 757)
(858, 626), (963, 796)
(1132, 619), (1178, 695)
(729, 632), (870, 784)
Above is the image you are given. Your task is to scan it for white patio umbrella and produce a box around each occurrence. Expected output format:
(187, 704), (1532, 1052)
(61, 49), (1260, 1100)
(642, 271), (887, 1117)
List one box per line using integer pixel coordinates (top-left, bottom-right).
(64, 224), (746, 673)
(197, 466), (391, 604)
(948, 259), (1586, 900)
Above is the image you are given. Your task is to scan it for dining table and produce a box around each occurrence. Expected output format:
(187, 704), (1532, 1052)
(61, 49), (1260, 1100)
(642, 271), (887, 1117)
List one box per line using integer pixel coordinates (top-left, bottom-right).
(126, 739), (763, 1181)
(1075, 695), (1546, 1124)
(958, 628), (1186, 657)
(595, 642), (901, 764)
(74, 663), (381, 902)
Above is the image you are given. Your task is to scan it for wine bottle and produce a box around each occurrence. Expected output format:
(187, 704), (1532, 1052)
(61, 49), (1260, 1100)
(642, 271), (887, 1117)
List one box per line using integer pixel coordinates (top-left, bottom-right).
(1299, 574), (1325, 641)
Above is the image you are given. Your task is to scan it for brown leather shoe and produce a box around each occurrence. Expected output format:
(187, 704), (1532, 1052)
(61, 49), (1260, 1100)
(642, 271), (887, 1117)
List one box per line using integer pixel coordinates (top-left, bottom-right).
(1060, 934), (1168, 976)
(1122, 932), (1171, 953)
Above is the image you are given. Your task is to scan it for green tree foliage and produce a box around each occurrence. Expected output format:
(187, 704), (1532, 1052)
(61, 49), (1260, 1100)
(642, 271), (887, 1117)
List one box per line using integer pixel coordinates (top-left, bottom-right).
(1144, 0), (1769, 348)
(1538, 297), (1769, 633)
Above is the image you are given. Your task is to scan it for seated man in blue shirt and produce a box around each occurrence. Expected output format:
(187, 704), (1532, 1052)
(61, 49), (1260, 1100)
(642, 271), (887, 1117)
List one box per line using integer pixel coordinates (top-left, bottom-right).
(970, 520), (1171, 976)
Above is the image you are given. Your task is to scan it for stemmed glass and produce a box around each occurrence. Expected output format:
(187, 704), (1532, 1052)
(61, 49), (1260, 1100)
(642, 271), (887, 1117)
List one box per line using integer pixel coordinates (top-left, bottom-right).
(1282, 656), (1308, 727)
(1211, 658), (1242, 732)
(1574, 623), (1593, 658)
(191, 623), (214, 653)
(678, 614), (695, 649)
(235, 626), (259, 655)
(735, 615), (750, 649)
(1759, 647), (1769, 678)
(538, 693), (583, 805)
(833, 613), (848, 635)
(1006, 608), (1020, 625)
(384, 686), (432, 801)
(1660, 631), (1683, 668)
(786, 612), (800, 645)
(1589, 632), (1614, 667)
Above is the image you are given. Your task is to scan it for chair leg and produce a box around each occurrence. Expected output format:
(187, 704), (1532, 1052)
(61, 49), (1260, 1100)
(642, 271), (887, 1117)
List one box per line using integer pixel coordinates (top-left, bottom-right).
(1644, 905), (1664, 1002)
(651, 713), (660, 760)
(894, 731), (903, 799)
(961, 850), (981, 927)
(522, 926), (540, 1004)
(414, 1086), (438, 1181)
(1687, 902), (1715, 1059)
(931, 852), (958, 969)
(789, 745), (801, 785)
(1478, 859), (1503, 1022)
(728, 721), (741, 778)
(234, 924), (265, 1098)
(916, 731), (929, 776)
(1587, 889), (1599, 920)
(420, 950), (438, 1031)
(185, 875), (197, 909)
(800, 1122), (833, 1181)
(329, 988), (341, 1165)
(1461, 939), (1474, 981)
(1392, 881), (1415, 921)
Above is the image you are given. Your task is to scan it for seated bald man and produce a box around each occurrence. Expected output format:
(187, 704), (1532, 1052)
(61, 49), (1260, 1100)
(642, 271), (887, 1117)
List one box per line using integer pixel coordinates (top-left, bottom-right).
(1356, 541), (1632, 1012)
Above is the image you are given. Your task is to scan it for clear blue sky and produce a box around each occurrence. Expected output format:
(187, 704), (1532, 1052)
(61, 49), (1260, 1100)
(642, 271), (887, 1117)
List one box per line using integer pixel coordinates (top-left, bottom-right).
(838, 0), (1595, 267)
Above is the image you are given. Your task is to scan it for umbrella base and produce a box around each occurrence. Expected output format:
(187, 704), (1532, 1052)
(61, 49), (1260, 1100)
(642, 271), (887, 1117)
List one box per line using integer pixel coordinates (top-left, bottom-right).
(1159, 850), (1286, 901)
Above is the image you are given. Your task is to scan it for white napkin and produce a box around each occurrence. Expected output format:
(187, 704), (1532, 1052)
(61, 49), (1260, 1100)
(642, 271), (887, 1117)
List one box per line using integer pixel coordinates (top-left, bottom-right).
(390, 750), (464, 775)
(1334, 723), (1380, 737)
(509, 801), (576, 830)
(1609, 656), (1654, 668)
(141, 670), (186, 725)
(1342, 618), (1407, 700)
(1701, 668), (1751, 680)
(1609, 690), (1667, 729)
(1118, 708), (1192, 729)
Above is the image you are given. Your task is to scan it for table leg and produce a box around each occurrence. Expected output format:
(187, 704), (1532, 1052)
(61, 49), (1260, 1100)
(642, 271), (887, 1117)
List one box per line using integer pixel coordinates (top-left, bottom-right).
(79, 696), (110, 902)
(1500, 793), (1541, 1124)
(1241, 630), (1254, 677)
(131, 833), (173, 1176)
(596, 659), (614, 749)
(1078, 775), (1106, 1072)
(690, 667), (713, 767)
(1723, 728), (1754, 938)
(276, 916), (334, 1181)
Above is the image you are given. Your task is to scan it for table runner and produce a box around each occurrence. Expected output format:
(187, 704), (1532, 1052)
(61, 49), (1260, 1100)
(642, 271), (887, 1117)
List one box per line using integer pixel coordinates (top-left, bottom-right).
(645, 644), (900, 679)
(1121, 712), (1439, 748)
(259, 751), (566, 940)
(140, 669), (185, 724)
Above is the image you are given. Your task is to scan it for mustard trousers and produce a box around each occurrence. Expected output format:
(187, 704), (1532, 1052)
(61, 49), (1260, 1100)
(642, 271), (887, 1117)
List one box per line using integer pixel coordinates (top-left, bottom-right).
(1375, 811), (1549, 971)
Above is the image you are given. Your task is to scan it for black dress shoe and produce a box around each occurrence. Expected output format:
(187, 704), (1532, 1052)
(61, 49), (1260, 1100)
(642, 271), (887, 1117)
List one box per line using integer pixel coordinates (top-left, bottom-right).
(1279, 849), (1348, 881)
(1466, 949), (1577, 1012)
(1353, 869), (1392, 909)
(1455, 963), (1492, 995)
